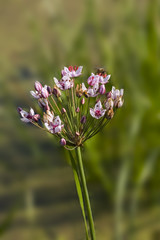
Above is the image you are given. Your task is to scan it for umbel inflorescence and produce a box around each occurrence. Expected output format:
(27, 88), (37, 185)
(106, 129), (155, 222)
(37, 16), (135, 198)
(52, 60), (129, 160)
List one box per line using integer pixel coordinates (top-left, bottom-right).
(18, 66), (124, 149)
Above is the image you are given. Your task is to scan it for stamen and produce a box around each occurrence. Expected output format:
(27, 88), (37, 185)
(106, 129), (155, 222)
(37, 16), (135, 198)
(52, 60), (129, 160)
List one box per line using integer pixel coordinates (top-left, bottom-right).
(68, 66), (73, 71)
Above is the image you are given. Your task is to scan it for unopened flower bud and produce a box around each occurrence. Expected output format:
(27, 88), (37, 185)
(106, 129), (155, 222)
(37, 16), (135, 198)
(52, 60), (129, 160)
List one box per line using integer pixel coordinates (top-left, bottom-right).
(53, 86), (61, 97)
(81, 98), (85, 105)
(75, 132), (80, 136)
(106, 91), (111, 98)
(27, 114), (33, 119)
(47, 86), (52, 94)
(114, 97), (124, 108)
(105, 98), (114, 110)
(60, 138), (66, 146)
(45, 103), (50, 111)
(38, 99), (50, 111)
(34, 81), (42, 92)
(33, 114), (40, 122)
(106, 108), (114, 119)
(43, 110), (54, 123)
(117, 98), (124, 108)
(99, 84), (106, 95)
(76, 84), (83, 98)
(61, 108), (66, 114)
(17, 107), (22, 114)
(76, 107), (80, 113)
(41, 88), (49, 98)
(81, 115), (86, 124)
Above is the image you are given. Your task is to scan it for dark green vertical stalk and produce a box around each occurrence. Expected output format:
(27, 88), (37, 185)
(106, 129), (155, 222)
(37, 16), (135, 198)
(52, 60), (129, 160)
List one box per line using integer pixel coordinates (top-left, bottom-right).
(76, 147), (96, 240)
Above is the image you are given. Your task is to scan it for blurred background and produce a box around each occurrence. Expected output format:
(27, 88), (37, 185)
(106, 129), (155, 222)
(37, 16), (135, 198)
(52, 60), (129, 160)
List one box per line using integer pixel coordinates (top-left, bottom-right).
(0, 0), (160, 239)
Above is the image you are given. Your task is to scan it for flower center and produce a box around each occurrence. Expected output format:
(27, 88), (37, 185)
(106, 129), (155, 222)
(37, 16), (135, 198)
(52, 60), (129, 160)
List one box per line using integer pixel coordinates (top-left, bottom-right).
(52, 124), (59, 129)
(99, 73), (107, 78)
(95, 110), (101, 117)
(27, 114), (33, 119)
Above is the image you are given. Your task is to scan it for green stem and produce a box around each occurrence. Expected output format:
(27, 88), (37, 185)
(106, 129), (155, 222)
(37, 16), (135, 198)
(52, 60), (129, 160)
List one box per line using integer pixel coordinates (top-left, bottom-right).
(76, 147), (96, 240)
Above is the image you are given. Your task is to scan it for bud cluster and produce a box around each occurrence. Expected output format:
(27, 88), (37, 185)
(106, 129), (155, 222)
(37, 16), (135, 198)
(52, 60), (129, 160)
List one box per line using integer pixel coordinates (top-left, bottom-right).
(18, 66), (124, 149)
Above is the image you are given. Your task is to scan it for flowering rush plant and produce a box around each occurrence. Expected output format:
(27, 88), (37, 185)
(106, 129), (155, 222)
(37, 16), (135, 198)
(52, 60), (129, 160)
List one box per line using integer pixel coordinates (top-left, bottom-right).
(18, 66), (124, 240)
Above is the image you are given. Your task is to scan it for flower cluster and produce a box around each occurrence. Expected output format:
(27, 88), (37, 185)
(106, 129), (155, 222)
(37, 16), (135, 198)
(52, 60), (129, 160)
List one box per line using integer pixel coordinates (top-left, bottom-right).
(18, 66), (124, 149)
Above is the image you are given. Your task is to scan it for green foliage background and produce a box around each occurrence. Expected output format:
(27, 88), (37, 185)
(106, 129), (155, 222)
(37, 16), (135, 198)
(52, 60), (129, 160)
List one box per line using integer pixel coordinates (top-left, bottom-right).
(0, 0), (160, 239)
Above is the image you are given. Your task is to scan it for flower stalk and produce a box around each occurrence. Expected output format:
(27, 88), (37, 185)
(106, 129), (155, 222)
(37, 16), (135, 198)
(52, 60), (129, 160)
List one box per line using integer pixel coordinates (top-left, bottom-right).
(75, 147), (96, 240)
(17, 65), (124, 239)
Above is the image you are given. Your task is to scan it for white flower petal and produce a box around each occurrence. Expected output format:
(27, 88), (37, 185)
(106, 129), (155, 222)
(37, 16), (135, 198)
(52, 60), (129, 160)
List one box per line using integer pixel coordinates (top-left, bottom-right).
(30, 108), (34, 116)
(112, 86), (115, 92)
(44, 122), (52, 131)
(64, 81), (71, 90)
(101, 74), (111, 84)
(30, 90), (39, 99)
(53, 116), (61, 125)
(120, 89), (124, 96)
(21, 118), (30, 123)
(82, 83), (87, 91)
(93, 82), (99, 92)
(95, 100), (102, 110)
(20, 110), (28, 118)
(62, 75), (71, 81)
(54, 77), (63, 90)
(90, 108), (96, 118)
(75, 66), (83, 76)
(98, 76), (104, 83)
(101, 109), (106, 117)
(54, 125), (61, 133)
(64, 67), (69, 73)
(41, 87), (49, 98)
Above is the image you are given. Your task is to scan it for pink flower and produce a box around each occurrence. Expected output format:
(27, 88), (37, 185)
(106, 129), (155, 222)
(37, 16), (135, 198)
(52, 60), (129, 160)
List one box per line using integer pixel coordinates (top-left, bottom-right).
(99, 84), (106, 95)
(80, 82), (99, 97)
(87, 82), (99, 97)
(18, 108), (40, 122)
(87, 73), (99, 86)
(30, 82), (50, 99)
(35, 81), (42, 92)
(41, 86), (49, 98)
(111, 86), (124, 108)
(54, 75), (74, 90)
(61, 66), (83, 78)
(90, 100), (106, 119)
(60, 138), (66, 146)
(111, 86), (123, 99)
(44, 115), (64, 134)
(87, 73), (111, 86)
(98, 74), (111, 84)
